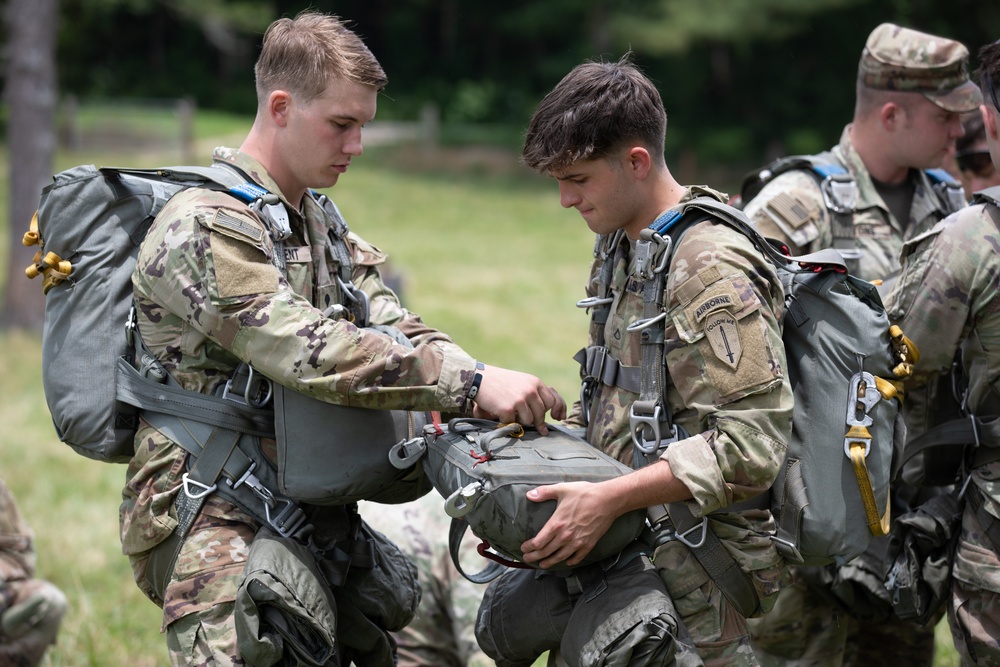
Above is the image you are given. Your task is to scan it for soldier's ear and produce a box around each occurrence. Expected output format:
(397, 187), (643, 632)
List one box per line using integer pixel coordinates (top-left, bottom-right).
(626, 146), (652, 181)
(880, 101), (902, 131)
(269, 90), (293, 127)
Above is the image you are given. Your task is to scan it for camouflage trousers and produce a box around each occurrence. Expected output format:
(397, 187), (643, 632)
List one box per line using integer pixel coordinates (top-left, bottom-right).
(0, 578), (68, 667)
(747, 576), (935, 667)
(948, 490), (1000, 666)
(360, 496), (492, 667)
(652, 539), (780, 667)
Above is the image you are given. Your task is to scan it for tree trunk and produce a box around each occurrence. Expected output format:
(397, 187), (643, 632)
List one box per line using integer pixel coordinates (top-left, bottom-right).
(2, 0), (58, 331)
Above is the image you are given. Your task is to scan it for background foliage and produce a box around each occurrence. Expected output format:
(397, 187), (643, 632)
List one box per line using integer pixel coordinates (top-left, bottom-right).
(48, 0), (1000, 165)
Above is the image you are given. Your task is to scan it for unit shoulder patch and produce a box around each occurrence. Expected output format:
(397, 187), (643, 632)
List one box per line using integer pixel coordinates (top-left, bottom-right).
(704, 310), (742, 369)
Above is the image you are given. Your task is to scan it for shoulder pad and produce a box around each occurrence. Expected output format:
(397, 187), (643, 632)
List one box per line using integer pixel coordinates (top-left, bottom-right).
(347, 231), (388, 267)
(972, 185), (1000, 209)
(740, 153), (855, 214)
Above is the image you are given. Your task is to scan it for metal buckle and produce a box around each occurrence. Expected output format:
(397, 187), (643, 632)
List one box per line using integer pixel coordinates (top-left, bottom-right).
(844, 371), (880, 458)
(626, 311), (667, 333)
(388, 437), (427, 469)
(229, 462), (275, 508)
(222, 366), (272, 408)
(634, 233), (672, 281)
(576, 295), (614, 310)
(181, 473), (217, 500)
(444, 482), (482, 519)
(675, 517), (709, 549)
(125, 305), (137, 348)
(820, 174), (858, 214)
(265, 498), (308, 539)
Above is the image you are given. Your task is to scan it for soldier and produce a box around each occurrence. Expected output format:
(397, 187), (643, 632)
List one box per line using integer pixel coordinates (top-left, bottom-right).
(0, 475), (67, 667)
(956, 112), (1000, 197)
(884, 37), (1000, 666)
(360, 496), (491, 667)
(120, 11), (565, 665)
(518, 55), (794, 666)
(741, 23), (982, 667)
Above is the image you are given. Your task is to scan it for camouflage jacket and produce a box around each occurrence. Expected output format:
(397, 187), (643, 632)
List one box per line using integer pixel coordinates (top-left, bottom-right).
(743, 125), (960, 283)
(884, 196), (1000, 599)
(565, 187), (793, 579)
(0, 475), (35, 585)
(120, 147), (478, 616)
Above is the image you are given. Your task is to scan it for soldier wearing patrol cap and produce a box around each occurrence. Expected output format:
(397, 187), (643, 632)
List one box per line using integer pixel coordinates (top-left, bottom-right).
(744, 23), (983, 667)
(885, 37), (1000, 666)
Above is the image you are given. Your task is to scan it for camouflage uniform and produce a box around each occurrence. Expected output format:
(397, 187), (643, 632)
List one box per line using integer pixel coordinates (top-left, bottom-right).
(744, 125), (960, 284)
(121, 147), (480, 664)
(565, 186), (794, 667)
(0, 475), (67, 667)
(360, 496), (492, 667)
(884, 193), (1000, 666)
(742, 125), (957, 667)
(742, 23), (978, 667)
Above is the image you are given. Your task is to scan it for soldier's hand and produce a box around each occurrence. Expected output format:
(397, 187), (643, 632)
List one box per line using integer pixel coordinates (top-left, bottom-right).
(473, 365), (567, 435)
(519, 482), (614, 568)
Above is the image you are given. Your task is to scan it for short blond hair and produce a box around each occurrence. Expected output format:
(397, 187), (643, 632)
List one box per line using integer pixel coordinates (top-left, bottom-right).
(254, 11), (387, 106)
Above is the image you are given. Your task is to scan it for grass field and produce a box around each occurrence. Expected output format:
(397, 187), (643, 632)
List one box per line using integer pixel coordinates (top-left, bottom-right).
(0, 114), (963, 665)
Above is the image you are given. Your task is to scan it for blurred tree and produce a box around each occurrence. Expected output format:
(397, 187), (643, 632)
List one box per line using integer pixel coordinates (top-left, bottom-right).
(2, 0), (58, 331)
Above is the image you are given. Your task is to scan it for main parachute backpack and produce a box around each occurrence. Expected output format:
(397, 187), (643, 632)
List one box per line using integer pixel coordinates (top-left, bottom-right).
(24, 164), (261, 462)
(626, 197), (917, 568)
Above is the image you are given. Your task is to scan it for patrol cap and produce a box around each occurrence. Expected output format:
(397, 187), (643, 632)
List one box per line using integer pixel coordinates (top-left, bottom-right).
(858, 23), (983, 113)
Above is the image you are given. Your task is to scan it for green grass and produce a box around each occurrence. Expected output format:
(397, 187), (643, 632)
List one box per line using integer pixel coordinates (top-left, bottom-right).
(0, 111), (964, 665)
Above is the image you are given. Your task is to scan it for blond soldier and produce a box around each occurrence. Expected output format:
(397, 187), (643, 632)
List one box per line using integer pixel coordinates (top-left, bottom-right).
(743, 23), (981, 667)
(519, 56), (794, 667)
(120, 11), (564, 665)
(885, 38), (1000, 666)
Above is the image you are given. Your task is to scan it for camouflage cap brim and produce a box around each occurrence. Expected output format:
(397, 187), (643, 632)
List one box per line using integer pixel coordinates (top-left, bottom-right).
(924, 79), (984, 113)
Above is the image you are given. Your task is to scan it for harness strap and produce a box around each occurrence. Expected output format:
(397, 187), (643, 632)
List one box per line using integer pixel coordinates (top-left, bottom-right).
(631, 204), (760, 619)
(573, 346), (641, 394)
(666, 502), (760, 618)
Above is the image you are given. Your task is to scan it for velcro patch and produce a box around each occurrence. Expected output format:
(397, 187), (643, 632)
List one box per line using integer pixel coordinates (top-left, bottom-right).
(213, 209), (265, 244)
(704, 310), (742, 369)
(765, 192), (815, 230)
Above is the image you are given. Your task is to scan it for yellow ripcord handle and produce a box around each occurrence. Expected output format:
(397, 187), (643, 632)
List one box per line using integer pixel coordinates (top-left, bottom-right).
(22, 211), (72, 294)
(847, 432), (891, 536)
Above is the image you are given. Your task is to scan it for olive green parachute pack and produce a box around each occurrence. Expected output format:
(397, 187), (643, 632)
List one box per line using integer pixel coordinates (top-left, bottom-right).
(577, 196), (917, 618)
(416, 417), (648, 582)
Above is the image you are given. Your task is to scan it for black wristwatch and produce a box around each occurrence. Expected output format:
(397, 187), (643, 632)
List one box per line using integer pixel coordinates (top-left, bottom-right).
(468, 361), (485, 401)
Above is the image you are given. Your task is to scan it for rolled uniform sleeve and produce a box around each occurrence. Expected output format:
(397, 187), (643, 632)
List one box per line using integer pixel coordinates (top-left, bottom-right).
(660, 220), (792, 516)
(133, 188), (476, 413)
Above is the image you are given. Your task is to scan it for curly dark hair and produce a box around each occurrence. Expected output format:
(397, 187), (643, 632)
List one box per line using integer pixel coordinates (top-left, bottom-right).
(521, 54), (667, 173)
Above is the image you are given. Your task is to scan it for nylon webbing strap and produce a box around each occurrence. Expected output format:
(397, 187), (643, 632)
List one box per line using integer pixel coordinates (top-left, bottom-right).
(573, 346), (641, 394)
(632, 203), (760, 618)
(667, 501), (760, 618)
(447, 518), (506, 584)
(116, 358), (275, 437)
